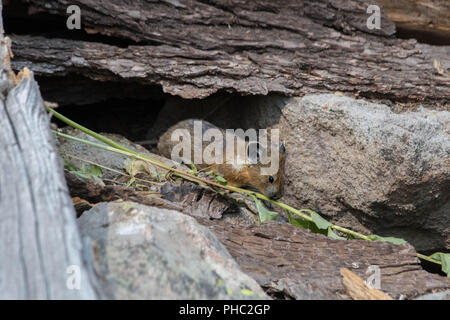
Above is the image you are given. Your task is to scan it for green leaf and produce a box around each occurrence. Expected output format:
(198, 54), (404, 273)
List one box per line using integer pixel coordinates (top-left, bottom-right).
(367, 235), (407, 245)
(253, 197), (278, 222)
(287, 212), (311, 229)
(327, 227), (346, 240)
(310, 212), (332, 230)
(430, 252), (450, 277)
(89, 165), (103, 177)
(189, 163), (198, 174)
(288, 212), (324, 235)
(214, 175), (228, 185)
(80, 164), (88, 174)
(64, 158), (78, 171)
(289, 212), (346, 240)
(64, 158), (104, 185)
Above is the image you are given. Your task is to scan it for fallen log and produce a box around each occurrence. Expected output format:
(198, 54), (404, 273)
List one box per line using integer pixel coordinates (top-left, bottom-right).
(6, 0), (449, 107)
(198, 217), (450, 300)
(0, 4), (101, 298)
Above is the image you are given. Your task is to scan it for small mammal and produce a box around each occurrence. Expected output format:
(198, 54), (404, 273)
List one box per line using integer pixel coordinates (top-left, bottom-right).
(158, 119), (286, 199)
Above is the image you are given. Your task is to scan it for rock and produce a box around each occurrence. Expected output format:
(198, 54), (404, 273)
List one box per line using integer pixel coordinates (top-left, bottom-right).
(77, 202), (268, 299)
(57, 127), (178, 180)
(415, 289), (450, 300)
(279, 94), (450, 251)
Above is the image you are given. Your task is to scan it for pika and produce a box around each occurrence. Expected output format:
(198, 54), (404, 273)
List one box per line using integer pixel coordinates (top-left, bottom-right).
(157, 119), (286, 199)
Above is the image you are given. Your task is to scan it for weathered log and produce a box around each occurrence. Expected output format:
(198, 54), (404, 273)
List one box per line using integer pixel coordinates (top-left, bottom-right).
(198, 217), (450, 300)
(24, 0), (396, 40)
(7, 0), (450, 108)
(0, 4), (101, 298)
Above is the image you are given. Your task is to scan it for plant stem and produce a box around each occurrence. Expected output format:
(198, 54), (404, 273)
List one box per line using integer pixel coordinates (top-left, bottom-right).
(54, 130), (253, 195)
(47, 106), (441, 266)
(52, 130), (372, 242)
(63, 152), (164, 186)
(416, 253), (441, 264)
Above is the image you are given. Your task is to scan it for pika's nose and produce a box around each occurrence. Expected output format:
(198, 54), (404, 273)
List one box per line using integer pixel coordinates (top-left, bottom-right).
(269, 192), (282, 200)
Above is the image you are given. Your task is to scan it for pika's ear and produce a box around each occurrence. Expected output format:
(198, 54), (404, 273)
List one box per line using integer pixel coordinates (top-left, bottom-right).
(279, 141), (286, 155)
(246, 141), (264, 164)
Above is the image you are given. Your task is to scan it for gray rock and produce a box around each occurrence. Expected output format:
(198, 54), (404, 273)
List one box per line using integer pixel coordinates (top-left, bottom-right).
(77, 202), (268, 299)
(414, 289), (450, 300)
(57, 127), (178, 180)
(280, 94), (450, 251)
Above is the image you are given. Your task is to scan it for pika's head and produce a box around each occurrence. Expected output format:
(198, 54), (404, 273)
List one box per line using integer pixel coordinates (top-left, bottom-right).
(244, 142), (286, 200)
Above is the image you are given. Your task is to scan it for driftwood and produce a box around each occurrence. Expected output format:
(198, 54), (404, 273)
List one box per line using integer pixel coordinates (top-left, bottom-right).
(197, 217), (450, 300)
(0, 5), (101, 298)
(7, 0), (449, 108)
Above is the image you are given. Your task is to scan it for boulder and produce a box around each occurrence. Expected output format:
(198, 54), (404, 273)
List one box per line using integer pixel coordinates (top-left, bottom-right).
(77, 202), (268, 299)
(280, 94), (450, 251)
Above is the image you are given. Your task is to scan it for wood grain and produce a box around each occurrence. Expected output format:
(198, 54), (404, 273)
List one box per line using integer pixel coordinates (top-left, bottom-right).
(0, 5), (102, 298)
(7, 0), (448, 108)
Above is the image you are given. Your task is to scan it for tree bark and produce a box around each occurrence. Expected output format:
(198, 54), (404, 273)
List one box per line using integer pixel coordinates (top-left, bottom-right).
(6, 0), (449, 108)
(198, 217), (450, 300)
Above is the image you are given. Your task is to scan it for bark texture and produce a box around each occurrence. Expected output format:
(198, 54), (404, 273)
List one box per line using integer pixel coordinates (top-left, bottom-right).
(199, 217), (450, 300)
(0, 4), (101, 298)
(5, 0), (448, 107)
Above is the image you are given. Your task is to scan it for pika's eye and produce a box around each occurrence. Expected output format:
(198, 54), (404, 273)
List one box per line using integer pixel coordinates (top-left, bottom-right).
(268, 176), (274, 183)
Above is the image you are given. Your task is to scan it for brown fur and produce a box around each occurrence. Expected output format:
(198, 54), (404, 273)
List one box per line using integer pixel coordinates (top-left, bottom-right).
(157, 119), (285, 199)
